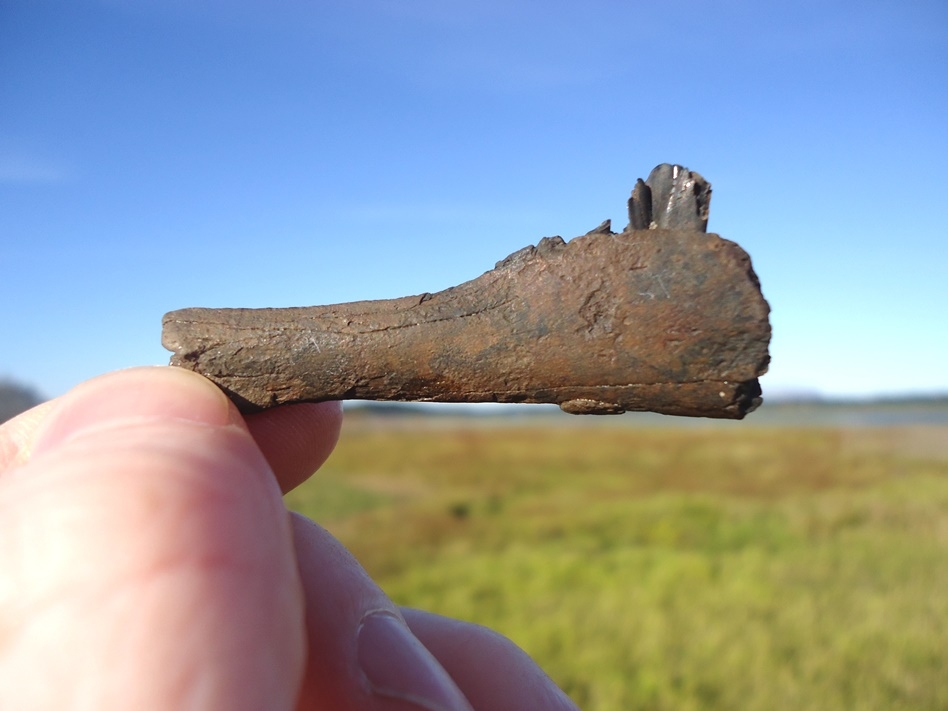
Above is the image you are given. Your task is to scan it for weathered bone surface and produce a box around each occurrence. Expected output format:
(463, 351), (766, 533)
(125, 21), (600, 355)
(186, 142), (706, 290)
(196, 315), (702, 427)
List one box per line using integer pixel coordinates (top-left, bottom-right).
(162, 165), (771, 418)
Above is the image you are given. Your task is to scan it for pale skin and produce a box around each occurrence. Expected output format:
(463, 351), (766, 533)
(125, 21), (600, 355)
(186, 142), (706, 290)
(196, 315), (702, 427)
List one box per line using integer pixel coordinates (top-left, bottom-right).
(0, 367), (580, 711)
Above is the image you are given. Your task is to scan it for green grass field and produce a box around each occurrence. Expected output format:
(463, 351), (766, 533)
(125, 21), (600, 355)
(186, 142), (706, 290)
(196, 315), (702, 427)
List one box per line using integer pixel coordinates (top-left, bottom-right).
(285, 418), (948, 710)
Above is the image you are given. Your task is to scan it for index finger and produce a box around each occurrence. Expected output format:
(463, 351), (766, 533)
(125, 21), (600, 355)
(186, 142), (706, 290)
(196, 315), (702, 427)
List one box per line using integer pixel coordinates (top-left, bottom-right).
(0, 370), (343, 493)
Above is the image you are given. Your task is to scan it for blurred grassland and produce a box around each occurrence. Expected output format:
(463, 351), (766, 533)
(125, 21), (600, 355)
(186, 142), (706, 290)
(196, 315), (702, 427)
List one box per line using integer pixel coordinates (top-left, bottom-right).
(285, 421), (948, 711)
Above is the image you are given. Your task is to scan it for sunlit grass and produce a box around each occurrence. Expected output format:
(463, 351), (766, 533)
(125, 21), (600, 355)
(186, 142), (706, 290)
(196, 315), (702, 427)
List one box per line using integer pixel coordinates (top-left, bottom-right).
(285, 422), (948, 710)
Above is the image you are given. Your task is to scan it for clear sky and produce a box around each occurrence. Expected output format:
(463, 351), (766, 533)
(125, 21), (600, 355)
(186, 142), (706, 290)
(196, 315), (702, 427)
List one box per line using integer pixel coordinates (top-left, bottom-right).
(2, 0), (946, 401)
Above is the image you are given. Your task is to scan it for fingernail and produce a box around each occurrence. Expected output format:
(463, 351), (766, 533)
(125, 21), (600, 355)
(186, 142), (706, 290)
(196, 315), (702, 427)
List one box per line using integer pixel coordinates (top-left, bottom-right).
(33, 367), (238, 455)
(357, 611), (473, 711)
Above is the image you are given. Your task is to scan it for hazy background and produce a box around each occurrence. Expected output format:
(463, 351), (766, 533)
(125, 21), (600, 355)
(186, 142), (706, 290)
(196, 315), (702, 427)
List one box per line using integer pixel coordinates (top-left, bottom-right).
(2, 0), (946, 400)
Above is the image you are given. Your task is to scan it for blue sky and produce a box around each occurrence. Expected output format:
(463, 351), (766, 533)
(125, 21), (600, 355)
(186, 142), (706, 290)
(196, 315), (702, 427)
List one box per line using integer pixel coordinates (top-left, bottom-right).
(2, 0), (946, 401)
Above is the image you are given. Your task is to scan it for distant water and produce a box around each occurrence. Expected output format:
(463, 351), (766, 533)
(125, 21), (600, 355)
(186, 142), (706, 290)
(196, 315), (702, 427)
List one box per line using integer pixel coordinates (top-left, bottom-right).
(612, 399), (948, 428)
(345, 398), (948, 428)
(745, 400), (948, 427)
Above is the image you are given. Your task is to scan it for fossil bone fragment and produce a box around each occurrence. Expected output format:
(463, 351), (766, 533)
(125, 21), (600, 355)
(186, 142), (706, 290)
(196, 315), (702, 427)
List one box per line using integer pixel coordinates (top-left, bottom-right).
(162, 164), (771, 418)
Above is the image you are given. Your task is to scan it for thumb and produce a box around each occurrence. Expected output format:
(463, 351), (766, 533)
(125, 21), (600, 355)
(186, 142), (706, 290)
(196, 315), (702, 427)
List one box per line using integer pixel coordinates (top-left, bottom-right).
(0, 367), (304, 710)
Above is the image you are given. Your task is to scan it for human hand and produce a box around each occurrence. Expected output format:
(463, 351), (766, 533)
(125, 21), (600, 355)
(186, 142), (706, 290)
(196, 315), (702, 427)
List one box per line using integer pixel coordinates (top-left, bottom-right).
(0, 367), (579, 710)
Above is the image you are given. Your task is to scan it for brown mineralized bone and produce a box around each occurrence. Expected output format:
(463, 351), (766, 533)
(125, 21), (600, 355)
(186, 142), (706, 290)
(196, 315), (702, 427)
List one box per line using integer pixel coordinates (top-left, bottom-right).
(162, 165), (771, 418)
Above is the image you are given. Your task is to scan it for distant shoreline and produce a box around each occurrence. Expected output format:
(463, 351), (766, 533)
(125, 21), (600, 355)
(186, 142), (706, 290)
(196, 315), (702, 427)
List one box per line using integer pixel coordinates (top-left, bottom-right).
(343, 395), (948, 428)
